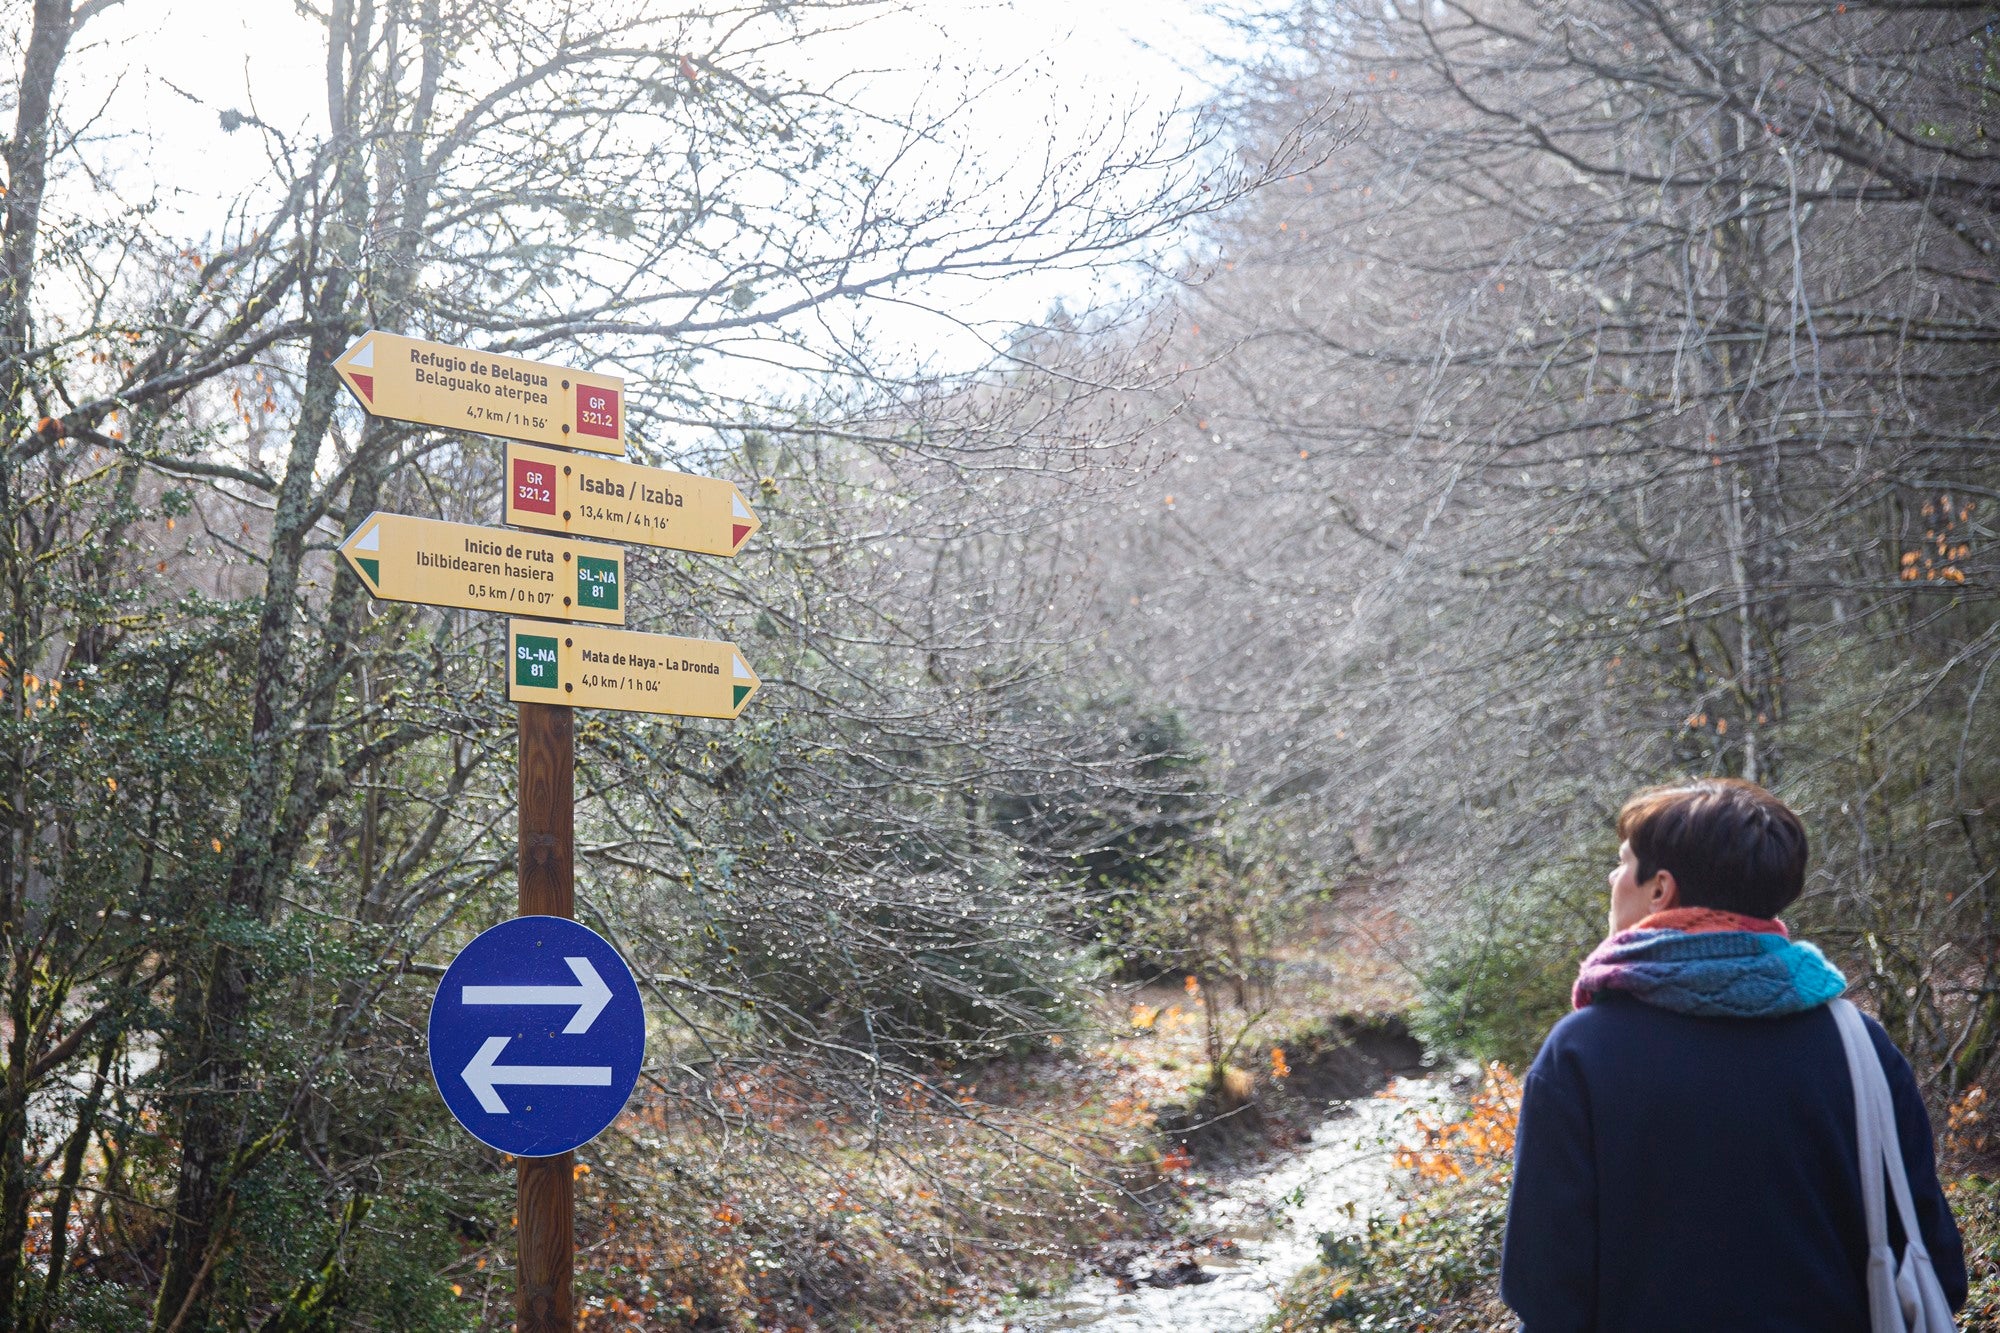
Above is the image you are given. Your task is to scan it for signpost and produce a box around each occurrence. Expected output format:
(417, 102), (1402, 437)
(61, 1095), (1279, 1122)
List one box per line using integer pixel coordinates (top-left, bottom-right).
(504, 442), (761, 556)
(333, 329), (761, 1331)
(333, 331), (630, 456)
(428, 916), (645, 1158)
(507, 620), (760, 719)
(514, 701), (576, 1332)
(338, 513), (626, 625)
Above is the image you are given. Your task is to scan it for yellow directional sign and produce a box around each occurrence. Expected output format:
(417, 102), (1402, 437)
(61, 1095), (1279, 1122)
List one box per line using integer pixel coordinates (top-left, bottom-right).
(504, 442), (760, 557)
(334, 331), (628, 457)
(340, 514), (626, 625)
(507, 620), (759, 719)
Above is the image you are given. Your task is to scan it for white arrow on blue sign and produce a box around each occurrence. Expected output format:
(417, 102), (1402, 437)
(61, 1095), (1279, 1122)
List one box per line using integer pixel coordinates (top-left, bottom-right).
(428, 916), (645, 1157)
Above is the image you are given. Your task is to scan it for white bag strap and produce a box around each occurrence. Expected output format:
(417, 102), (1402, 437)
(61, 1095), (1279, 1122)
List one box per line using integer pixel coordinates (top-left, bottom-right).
(1832, 999), (1910, 1332)
(1868, 1031), (1933, 1263)
(1834, 1000), (1935, 1259)
(1832, 1001), (1891, 1248)
(1833, 999), (1957, 1332)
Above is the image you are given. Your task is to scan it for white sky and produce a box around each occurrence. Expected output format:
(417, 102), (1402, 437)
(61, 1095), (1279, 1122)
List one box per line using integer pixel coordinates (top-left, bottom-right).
(62, 0), (1254, 385)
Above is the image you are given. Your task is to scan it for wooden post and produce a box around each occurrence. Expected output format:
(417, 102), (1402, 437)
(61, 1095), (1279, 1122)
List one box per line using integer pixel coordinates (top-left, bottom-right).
(516, 701), (575, 1332)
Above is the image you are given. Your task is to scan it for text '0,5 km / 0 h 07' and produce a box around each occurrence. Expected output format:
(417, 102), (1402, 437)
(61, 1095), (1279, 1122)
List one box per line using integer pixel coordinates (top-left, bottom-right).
(338, 512), (626, 624)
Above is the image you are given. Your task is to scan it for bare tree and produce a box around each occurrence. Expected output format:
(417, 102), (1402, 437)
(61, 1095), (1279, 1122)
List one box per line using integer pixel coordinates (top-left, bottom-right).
(1067, 0), (2000, 1085)
(0, 0), (1341, 1324)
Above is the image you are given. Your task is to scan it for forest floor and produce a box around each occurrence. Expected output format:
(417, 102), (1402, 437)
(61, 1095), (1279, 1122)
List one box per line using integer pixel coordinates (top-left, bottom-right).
(923, 900), (1427, 1329)
(561, 898), (2000, 1332)
(554, 898), (1430, 1331)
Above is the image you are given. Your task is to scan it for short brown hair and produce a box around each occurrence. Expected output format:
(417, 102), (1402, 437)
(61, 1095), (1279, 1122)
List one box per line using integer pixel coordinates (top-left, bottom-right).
(1616, 779), (1808, 919)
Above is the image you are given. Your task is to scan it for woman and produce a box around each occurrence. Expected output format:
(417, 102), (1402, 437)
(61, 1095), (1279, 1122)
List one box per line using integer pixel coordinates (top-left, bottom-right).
(1500, 778), (1966, 1331)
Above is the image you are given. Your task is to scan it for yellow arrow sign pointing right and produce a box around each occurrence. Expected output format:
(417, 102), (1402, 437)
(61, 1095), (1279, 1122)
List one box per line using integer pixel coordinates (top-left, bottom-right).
(504, 442), (760, 556)
(507, 621), (759, 719)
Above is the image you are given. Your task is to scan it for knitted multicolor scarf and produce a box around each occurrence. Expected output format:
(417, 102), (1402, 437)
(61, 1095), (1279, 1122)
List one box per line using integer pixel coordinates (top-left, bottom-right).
(1572, 907), (1847, 1018)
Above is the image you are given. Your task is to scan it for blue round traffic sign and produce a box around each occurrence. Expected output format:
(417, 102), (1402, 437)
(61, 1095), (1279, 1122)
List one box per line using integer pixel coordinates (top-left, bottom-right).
(428, 916), (645, 1157)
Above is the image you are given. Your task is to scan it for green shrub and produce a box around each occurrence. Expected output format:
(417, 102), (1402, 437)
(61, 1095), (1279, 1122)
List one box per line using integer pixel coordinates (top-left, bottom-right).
(1412, 853), (1608, 1069)
(1274, 1112), (2000, 1333)
(726, 892), (1086, 1064)
(1955, 1175), (2000, 1331)
(1272, 1165), (1511, 1332)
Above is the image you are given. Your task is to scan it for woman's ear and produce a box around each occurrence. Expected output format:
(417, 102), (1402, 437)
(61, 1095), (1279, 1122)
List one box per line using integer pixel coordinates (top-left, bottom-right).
(1649, 869), (1680, 912)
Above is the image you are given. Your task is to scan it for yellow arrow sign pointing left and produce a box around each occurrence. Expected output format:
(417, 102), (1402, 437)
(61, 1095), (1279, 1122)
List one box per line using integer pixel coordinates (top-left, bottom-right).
(334, 331), (628, 457)
(339, 513), (627, 625)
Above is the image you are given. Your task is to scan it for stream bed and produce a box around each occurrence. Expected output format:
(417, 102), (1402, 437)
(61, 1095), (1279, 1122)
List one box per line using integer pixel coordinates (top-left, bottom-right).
(954, 1072), (1452, 1333)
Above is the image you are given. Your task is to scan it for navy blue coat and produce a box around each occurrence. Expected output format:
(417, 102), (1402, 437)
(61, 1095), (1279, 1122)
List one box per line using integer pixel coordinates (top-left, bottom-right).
(1500, 993), (1966, 1332)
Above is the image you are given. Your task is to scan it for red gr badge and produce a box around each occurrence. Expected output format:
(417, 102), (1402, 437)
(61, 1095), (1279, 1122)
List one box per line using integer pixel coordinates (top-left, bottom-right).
(513, 458), (557, 515)
(576, 386), (620, 441)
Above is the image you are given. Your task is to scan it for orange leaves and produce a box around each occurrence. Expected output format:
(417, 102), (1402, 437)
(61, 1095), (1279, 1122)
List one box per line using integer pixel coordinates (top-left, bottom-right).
(1160, 1144), (1194, 1174)
(1132, 1002), (1194, 1035)
(1902, 548), (1969, 584)
(1270, 1046), (1291, 1081)
(1947, 1086), (1989, 1159)
(1103, 1094), (1156, 1130)
(1907, 493), (1975, 584)
(1395, 1062), (1519, 1183)
(1183, 975), (1201, 999)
